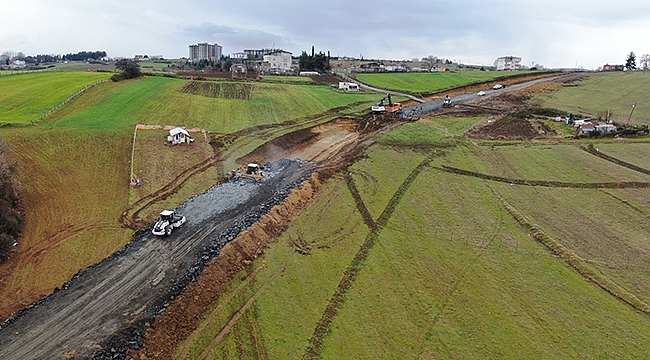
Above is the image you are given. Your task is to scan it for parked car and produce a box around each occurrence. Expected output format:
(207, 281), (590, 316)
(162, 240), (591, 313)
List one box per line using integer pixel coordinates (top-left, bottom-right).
(477, 91), (486, 96)
(492, 84), (504, 90)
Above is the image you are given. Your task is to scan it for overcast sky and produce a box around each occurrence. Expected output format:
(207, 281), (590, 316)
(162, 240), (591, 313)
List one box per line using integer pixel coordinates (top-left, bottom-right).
(2, 0), (649, 69)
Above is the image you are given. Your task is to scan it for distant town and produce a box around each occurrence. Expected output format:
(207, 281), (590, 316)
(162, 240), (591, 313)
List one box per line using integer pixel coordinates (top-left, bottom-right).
(2, 44), (646, 75)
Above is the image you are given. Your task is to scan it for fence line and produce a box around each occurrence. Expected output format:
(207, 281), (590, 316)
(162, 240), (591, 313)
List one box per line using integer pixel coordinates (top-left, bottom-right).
(31, 79), (109, 124)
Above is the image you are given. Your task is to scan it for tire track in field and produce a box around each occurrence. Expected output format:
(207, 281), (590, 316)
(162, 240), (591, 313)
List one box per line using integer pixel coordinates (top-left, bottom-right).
(345, 173), (376, 231)
(438, 165), (650, 189)
(196, 265), (285, 360)
(303, 154), (437, 360)
(582, 144), (650, 176)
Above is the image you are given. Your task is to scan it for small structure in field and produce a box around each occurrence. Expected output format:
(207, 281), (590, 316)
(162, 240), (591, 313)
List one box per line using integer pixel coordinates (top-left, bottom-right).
(167, 127), (194, 145)
(338, 82), (359, 92)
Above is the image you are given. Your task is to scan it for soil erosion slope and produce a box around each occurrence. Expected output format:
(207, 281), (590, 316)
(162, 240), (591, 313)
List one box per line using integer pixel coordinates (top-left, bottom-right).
(0, 159), (313, 359)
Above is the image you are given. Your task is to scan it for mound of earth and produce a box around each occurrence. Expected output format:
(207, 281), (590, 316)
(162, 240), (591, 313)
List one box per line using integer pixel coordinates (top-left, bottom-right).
(466, 117), (557, 140)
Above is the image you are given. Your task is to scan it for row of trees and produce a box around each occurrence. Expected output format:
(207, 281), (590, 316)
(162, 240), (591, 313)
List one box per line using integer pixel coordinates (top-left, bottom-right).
(63, 51), (107, 61)
(625, 52), (650, 71)
(299, 46), (330, 72)
(0, 136), (21, 263)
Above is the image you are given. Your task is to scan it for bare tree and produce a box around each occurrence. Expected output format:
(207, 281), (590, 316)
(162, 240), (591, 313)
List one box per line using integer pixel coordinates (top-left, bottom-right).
(640, 54), (650, 71)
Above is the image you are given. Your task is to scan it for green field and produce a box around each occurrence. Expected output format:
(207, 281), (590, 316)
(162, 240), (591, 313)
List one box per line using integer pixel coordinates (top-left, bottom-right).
(44, 75), (378, 132)
(179, 118), (650, 358)
(0, 71), (112, 124)
(533, 72), (650, 124)
(356, 71), (534, 94)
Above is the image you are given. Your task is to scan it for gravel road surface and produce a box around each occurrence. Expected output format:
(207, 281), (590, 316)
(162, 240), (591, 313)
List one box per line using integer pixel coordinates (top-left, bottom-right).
(0, 159), (314, 359)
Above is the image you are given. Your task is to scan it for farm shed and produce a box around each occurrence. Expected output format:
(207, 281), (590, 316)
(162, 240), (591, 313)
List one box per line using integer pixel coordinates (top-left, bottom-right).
(167, 127), (194, 145)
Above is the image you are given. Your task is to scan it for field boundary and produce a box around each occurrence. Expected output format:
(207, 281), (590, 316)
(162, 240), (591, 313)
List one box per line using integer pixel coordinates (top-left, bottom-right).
(438, 165), (650, 189)
(582, 144), (650, 176)
(303, 153), (436, 359)
(502, 199), (650, 316)
(33, 79), (109, 124)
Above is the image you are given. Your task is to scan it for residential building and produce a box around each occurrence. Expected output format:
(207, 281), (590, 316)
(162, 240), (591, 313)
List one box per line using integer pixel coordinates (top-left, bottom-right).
(602, 64), (624, 72)
(244, 48), (280, 60)
(189, 43), (223, 61)
(262, 50), (293, 73)
(494, 56), (522, 71)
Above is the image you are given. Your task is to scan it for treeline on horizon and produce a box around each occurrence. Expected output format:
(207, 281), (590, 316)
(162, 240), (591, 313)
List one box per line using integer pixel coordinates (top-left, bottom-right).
(3, 51), (107, 63)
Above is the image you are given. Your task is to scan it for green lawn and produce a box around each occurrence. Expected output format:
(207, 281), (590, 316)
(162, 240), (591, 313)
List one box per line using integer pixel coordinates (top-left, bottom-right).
(0, 71), (112, 124)
(356, 71), (534, 94)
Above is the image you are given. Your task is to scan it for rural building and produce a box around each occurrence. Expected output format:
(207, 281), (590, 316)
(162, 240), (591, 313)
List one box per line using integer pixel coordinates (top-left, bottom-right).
(338, 82), (359, 92)
(602, 64), (624, 71)
(243, 48), (281, 60)
(167, 127), (194, 145)
(494, 56), (522, 71)
(594, 122), (617, 133)
(189, 43), (223, 61)
(231, 52), (247, 60)
(354, 62), (384, 73)
(299, 71), (320, 76)
(262, 50), (293, 73)
(577, 124), (596, 135)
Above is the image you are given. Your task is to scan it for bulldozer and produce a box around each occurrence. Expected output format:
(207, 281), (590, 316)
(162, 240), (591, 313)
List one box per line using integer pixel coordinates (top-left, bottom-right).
(371, 93), (401, 113)
(228, 163), (264, 182)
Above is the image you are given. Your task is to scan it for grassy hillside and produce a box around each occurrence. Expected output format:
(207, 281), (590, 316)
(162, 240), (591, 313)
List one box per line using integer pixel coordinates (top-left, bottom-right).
(0, 71), (111, 124)
(45, 76), (379, 132)
(356, 71), (533, 94)
(532, 72), (650, 124)
(177, 116), (650, 358)
(0, 129), (132, 318)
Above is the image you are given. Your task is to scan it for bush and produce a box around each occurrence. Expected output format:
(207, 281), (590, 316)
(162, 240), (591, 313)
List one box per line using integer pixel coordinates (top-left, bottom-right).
(0, 136), (21, 263)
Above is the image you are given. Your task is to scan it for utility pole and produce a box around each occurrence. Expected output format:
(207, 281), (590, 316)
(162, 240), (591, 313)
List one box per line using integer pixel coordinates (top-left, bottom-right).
(627, 103), (637, 124)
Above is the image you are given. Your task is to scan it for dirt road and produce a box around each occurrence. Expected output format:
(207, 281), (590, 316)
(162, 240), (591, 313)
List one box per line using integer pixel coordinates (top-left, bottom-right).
(0, 159), (314, 359)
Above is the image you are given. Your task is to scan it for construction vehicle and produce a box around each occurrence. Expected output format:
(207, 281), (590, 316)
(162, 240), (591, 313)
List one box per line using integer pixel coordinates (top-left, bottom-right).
(152, 210), (186, 236)
(228, 163), (264, 182)
(371, 93), (402, 113)
(442, 95), (452, 107)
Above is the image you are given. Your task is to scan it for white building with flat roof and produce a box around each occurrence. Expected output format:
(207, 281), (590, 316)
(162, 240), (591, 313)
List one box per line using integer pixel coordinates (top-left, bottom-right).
(494, 56), (522, 71)
(262, 50), (293, 73)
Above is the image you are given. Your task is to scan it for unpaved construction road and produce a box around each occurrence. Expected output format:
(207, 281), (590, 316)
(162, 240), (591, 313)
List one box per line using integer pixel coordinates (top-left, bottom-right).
(0, 159), (314, 359)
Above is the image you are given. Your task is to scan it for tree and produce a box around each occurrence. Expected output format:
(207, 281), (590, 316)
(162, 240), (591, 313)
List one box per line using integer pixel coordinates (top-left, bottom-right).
(625, 51), (637, 70)
(112, 59), (142, 81)
(298, 48), (330, 72)
(640, 54), (650, 71)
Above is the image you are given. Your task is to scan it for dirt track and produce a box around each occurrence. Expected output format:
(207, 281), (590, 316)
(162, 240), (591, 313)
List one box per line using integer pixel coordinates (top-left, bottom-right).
(0, 159), (314, 359)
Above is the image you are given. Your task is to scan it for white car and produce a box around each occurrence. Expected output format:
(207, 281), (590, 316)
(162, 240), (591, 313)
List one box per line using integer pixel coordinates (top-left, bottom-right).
(477, 91), (486, 96)
(492, 84), (504, 90)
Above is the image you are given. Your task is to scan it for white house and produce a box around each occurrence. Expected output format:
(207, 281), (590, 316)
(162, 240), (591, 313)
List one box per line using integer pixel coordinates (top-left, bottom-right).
(167, 127), (194, 145)
(262, 50), (292, 73)
(338, 82), (359, 92)
(494, 56), (522, 71)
